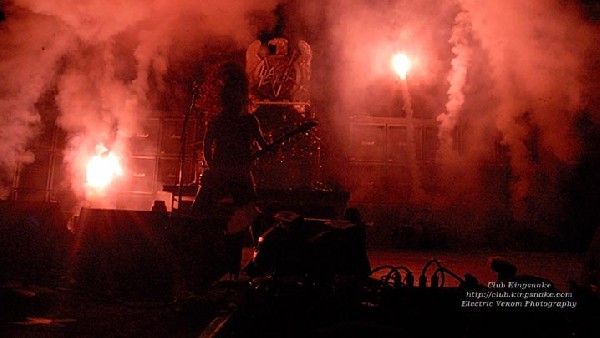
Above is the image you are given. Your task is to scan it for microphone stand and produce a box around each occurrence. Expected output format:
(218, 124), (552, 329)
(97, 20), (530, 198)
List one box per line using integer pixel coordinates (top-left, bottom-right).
(177, 82), (198, 211)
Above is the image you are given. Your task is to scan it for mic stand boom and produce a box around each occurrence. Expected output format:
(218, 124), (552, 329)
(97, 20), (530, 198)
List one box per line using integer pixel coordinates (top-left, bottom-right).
(177, 83), (197, 212)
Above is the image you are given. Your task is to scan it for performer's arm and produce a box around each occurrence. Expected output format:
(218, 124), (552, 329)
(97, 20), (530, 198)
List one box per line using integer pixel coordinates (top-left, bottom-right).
(252, 115), (269, 150)
(203, 122), (215, 167)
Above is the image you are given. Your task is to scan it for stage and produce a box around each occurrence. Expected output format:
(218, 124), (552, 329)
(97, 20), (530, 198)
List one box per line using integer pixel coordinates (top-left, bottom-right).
(1, 198), (597, 337)
(0, 248), (592, 338)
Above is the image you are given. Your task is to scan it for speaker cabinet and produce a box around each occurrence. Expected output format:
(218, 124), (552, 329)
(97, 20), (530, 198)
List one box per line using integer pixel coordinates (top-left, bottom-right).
(123, 157), (157, 192)
(347, 117), (440, 202)
(386, 125), (409, 164)
(348, 123), (386, 162)
(129, 119), (160, 156)
(157, 157), (196, 186)
(160, 118), (195, 156)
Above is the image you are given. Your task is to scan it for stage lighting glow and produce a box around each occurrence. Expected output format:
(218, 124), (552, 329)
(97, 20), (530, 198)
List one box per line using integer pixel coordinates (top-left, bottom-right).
(85, 146), (123, 190)
(392, 53), (411, 80)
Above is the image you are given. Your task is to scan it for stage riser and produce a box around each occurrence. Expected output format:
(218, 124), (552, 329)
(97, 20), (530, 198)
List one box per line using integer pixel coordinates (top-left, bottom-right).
(257, 189), (350, 220)
(73, 209), (239, 300)
(74, 209), (173, 299)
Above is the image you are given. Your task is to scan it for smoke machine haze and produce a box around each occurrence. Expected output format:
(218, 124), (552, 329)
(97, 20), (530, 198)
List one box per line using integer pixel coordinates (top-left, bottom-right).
(1, 0), (599, 239)
(325, 0), (599, 234)
(0, 0), (279, 206)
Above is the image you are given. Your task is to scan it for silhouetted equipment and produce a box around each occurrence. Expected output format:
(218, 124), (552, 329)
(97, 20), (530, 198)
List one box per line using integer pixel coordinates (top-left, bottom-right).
(72, 208), (243, 299)
(211, 255), (575, 338)
(490, 257), (518, 281)
(244, 210), (371, 280)
(151, 200), (168, 212)
(0, 201), (72, 283)
(73, 208), (174, 300)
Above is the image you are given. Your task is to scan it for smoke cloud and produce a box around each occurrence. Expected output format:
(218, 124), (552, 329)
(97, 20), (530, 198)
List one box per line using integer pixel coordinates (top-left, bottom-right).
(1, 0), (599, 238)
(0, 8), (73, 193)
(0, 0), (279, 202)
(291, 0), (599, 233)
(455, 0), (599, 226)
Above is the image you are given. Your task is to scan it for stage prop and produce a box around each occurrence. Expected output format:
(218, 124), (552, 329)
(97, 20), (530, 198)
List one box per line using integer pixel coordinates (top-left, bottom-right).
(246, 38), (312, 112)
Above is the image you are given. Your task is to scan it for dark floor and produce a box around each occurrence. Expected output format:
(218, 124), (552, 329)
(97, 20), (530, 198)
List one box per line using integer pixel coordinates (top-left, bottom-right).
(0, 248), (592, 337)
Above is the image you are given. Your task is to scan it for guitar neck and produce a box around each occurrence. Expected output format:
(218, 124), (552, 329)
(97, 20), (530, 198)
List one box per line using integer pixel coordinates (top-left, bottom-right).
(253, 121), (317, 159)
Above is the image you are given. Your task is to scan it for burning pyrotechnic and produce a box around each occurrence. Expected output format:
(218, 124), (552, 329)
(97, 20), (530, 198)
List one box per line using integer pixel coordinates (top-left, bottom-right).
(391, 53), (411, 80)
(85, 145), (123, 190)
(392, 52), (425, 202)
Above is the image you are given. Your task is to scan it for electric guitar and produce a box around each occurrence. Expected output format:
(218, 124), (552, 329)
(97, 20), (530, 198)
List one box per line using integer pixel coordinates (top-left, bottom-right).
(252, 120), (318, 159)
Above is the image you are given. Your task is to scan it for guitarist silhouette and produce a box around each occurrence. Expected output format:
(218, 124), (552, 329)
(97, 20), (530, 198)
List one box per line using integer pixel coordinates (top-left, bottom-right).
(192, 62), (317, 233)
(192, 63), (269, 218)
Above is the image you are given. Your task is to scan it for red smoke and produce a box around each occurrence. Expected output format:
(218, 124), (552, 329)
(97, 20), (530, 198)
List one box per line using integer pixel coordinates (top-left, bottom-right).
(1, 0), (599, 237)
(316, 0), (600, 233)
(0, 0), (279, 207)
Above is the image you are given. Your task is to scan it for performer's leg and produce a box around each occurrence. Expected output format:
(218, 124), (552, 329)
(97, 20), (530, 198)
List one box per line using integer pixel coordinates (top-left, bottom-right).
(192, 171), (222, 214)
(223, 174), (260, 278)
(227, 172), (260, 233)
